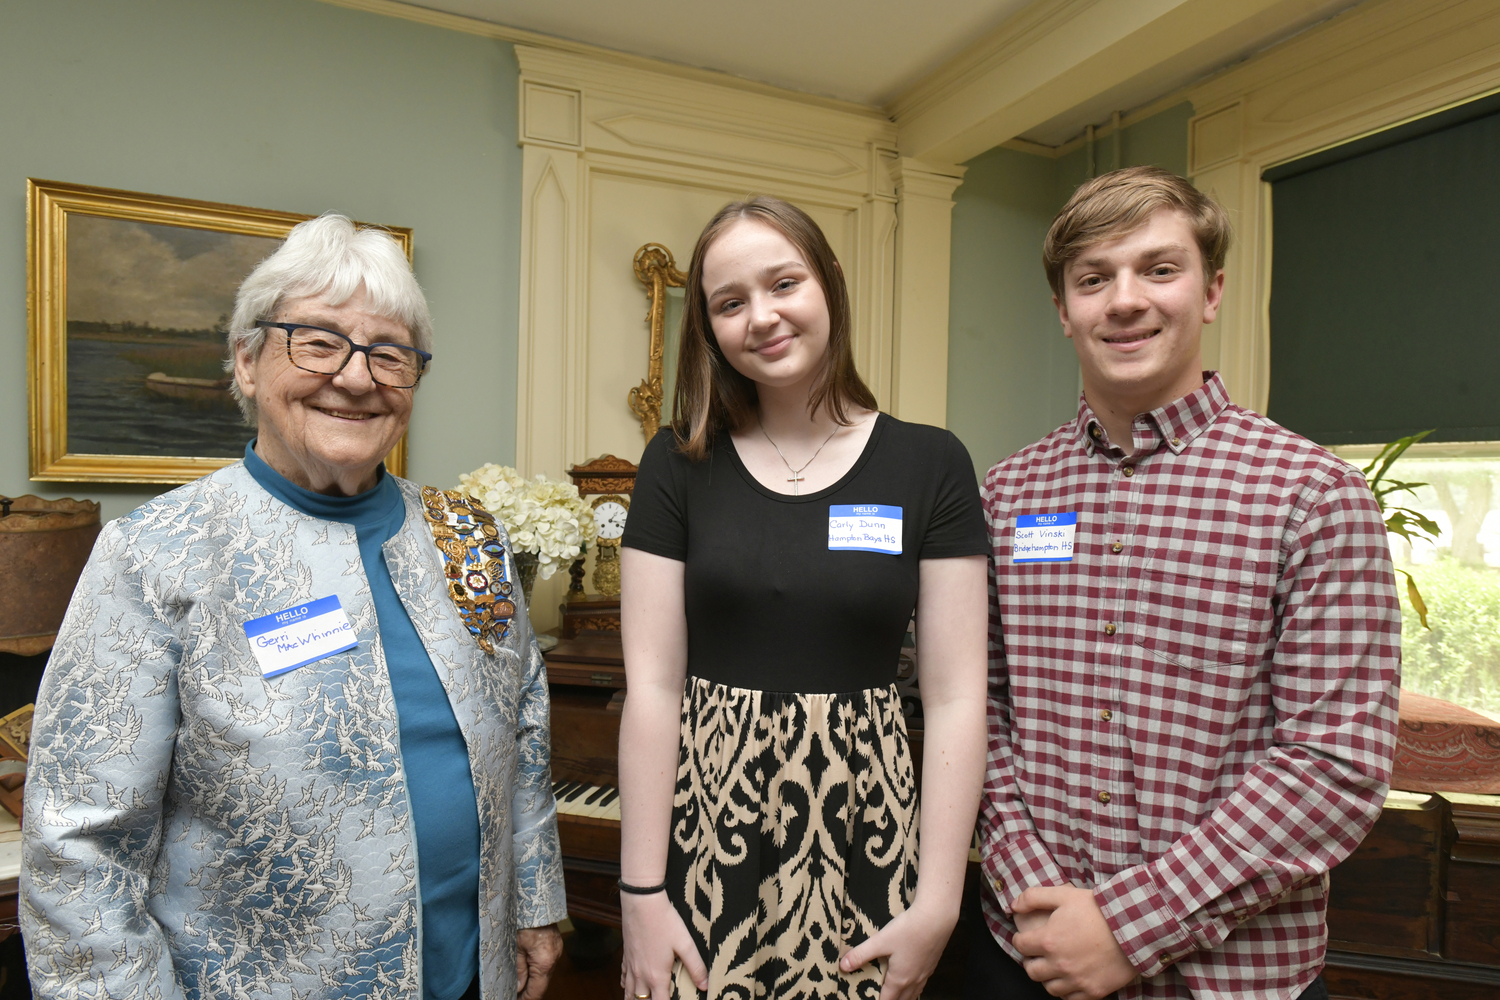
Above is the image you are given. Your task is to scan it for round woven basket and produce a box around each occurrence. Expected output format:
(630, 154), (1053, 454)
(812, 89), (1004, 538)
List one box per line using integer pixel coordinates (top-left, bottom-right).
(0, 495), (101, 655)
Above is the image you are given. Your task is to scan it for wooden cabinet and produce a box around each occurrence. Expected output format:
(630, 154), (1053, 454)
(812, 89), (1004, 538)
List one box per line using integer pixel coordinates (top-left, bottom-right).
(1325, 791), (1500, 999)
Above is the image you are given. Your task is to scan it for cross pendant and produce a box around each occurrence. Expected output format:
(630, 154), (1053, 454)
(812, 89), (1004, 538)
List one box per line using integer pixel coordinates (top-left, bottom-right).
(787, 472), (804, 485)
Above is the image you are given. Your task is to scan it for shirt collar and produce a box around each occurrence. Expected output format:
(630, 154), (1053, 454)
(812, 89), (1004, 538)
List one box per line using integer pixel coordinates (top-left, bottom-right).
(1075, 372), (1231, 457)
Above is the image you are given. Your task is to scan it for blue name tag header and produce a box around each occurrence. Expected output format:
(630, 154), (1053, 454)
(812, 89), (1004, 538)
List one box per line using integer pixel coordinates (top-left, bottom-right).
(1012, 512), (1078, 563)
(243, 595), (358, 677)
(829, 504), (903, 555)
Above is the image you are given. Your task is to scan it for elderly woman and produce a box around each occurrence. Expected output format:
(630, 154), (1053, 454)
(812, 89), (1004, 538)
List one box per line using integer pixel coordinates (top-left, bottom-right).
(20, 215), (566, 1000)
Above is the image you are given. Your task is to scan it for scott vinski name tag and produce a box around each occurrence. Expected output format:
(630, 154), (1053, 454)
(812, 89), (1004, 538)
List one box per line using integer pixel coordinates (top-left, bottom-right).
(243, 595), (358, 678)
(1012, 513), (1077, 563)
(828, 504), (903, 555)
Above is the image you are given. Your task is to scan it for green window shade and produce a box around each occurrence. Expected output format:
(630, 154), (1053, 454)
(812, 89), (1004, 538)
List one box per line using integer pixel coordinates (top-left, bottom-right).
(1265, 95), (1500, 444)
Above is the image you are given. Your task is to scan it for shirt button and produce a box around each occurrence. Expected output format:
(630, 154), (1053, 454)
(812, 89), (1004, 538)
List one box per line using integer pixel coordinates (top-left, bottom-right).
(1100, 708), (1113, 721)
(1091, 426), (1102, 439)
(1104, 622), (1117, 635)
(1122, 466), (1135, 477)
(1098, 791), (1111, 804)
(991, 876), (1004, 892)
(1171, 437), (1182, 447)
(1111, 541), (1123, 554)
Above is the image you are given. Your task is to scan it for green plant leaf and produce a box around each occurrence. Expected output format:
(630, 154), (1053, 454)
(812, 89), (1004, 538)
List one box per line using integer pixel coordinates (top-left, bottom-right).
(1384, 507), (1441, 545)
(1364, 430), (1434, 493)
(1374, 479), (1428, 503)
(1397, 569), (1429, 629)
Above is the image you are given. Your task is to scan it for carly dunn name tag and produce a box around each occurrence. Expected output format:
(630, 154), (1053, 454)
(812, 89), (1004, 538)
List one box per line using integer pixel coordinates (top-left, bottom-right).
(1012, 513), (1077, 563)
(243, 595), (358, 678)
(828, 504), (903, 555)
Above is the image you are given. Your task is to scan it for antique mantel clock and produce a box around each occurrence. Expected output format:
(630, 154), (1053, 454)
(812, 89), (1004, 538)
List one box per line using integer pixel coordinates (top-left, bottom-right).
(589, 494), (629, 596)
(562, 455), (637, 636)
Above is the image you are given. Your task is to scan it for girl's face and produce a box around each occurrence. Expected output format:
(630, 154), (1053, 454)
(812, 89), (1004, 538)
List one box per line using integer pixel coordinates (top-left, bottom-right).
(700, 218), (831, 394)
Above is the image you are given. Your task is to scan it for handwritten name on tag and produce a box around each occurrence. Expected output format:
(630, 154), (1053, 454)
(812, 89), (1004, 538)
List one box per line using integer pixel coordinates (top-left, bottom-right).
(829, 504), (903, 555)
(1012, 513), (1077, 563)
(242, 595), (358, 678)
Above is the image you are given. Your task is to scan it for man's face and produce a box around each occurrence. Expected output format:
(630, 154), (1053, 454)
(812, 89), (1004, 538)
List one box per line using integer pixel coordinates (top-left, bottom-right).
(1055, 207), (1225, 414)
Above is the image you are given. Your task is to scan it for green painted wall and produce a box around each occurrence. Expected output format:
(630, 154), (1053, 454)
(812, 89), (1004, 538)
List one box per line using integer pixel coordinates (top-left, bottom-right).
(946, 145), (1076, 476)
(947, 102), (1194, 476)
(0, 0), (523, 522)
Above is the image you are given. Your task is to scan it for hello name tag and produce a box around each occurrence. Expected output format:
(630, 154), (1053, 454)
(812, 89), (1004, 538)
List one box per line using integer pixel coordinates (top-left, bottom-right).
(828, 504), (903, 555)
(242, 595), (358, 678)
(1012, 513), (1078, 563)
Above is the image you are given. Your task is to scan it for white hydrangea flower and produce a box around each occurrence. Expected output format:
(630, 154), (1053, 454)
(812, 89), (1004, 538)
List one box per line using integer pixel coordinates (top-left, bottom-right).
(455, 464), (597, 580)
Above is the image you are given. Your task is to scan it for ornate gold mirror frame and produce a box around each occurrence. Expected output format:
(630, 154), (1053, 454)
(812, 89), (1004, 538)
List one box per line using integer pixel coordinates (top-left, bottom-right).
(627, 243), (686, 441)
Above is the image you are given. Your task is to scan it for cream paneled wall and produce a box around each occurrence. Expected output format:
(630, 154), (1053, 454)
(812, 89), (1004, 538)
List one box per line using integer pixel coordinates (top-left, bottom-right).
(582, 173), (859, 464)
(513, 46), (962, 491)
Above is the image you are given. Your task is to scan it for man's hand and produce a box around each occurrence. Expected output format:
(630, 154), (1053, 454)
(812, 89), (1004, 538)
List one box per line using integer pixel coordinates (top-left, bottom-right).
(1011, 886), (1138, 1000)
(1013, 906), (1050, 936)
(517, 924), (565, 1000)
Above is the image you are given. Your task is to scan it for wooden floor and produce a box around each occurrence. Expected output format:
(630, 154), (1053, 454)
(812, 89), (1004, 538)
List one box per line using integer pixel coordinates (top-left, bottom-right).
(545, 922), (624, 1000)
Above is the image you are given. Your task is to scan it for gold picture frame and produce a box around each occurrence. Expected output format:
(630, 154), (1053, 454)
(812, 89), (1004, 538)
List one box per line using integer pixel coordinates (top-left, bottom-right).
(27, 179), (412, 483)
(627, 243), (686, 441)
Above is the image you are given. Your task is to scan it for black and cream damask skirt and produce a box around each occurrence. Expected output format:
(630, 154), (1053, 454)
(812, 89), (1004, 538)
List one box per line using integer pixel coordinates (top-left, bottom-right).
(666, 677), (919, 1000)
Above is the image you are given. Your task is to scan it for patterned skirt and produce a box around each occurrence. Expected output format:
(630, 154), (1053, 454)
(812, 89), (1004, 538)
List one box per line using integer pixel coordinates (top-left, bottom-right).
(666, 677), (919, 1000)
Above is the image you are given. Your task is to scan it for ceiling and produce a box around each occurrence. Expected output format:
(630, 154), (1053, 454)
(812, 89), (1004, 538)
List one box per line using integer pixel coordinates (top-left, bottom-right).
(1016, 0), (1365, 147)
(404, 0), (1368, 149)
(404, 0), (1035, 107)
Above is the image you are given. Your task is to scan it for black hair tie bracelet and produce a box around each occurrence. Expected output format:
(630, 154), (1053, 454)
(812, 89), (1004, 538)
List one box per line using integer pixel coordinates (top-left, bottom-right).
(617, 878), (668, 895)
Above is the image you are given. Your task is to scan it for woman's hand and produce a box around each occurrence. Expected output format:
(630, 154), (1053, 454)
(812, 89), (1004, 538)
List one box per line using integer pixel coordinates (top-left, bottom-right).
(838, 899), (958, 1000)
(516, 924), (564, 1000)
(621, 891), (708, 1000)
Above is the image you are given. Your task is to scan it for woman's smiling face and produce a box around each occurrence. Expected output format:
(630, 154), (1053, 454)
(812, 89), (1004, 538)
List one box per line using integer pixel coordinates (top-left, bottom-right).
(700, 218), (831, 393)
(234, 287), (415, 495)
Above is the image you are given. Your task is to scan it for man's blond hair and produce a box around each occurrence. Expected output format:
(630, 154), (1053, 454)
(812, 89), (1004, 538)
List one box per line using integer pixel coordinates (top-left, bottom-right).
(1043, 165), (1231, 298)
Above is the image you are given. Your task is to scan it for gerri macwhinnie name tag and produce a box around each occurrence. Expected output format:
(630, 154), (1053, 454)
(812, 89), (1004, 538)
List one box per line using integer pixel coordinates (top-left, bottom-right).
(242, 595), (358, 678)
(828, 504), (903, 555)
(1012, 512), (1077, 563)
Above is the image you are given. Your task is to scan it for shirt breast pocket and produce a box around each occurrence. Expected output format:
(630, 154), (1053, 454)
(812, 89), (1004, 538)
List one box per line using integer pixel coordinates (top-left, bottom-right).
(1134, 546), (1257, 671)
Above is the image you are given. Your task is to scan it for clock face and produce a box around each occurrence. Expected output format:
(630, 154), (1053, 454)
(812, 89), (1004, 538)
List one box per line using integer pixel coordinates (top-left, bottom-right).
(594, 499), (629, 540)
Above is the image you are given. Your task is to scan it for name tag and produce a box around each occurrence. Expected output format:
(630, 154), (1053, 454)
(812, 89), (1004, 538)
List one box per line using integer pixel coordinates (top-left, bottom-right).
(242, 595), (358, 678)
(829, 504), (903, 555)
(1012, 513), (1077, 563)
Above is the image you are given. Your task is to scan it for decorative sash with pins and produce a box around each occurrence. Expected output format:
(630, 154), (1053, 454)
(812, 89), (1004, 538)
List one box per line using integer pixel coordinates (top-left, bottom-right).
(419, 486), (516, 654)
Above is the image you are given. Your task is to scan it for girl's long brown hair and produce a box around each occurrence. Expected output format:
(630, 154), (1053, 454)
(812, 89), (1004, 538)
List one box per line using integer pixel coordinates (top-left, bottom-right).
(670, 196), (878, 461)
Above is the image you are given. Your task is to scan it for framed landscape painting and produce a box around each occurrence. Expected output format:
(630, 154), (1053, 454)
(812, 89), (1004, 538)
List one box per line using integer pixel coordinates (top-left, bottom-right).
(27, 179), (411, 483)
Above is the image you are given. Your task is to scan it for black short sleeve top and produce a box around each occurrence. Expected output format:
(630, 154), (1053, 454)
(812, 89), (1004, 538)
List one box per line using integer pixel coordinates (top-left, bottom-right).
(622, 413), (987, 693)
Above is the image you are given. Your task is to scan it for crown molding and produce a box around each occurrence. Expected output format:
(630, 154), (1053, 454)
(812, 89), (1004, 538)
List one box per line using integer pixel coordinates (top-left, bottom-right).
(890, 0), (1303, 165)
(315, 0), (887, 119)
(886, 0), (1101, 124)
(997, 87), (1197, 159)
(514, 45), (897, 148)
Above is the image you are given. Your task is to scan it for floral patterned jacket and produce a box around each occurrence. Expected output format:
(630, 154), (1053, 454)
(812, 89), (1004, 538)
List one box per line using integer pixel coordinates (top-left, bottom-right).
(20, 463), (566, 999)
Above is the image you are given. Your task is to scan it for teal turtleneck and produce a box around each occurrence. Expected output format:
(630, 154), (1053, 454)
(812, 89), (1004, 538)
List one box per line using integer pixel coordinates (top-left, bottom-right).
(243, 442), (480, 1000)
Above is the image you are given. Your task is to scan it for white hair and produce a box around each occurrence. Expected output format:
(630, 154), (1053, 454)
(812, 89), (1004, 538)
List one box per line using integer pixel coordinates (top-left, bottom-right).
(226, 213), (433, 421)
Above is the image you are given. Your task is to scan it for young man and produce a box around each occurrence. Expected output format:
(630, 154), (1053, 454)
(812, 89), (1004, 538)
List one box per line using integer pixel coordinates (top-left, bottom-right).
(969, 166), (1400, 1000)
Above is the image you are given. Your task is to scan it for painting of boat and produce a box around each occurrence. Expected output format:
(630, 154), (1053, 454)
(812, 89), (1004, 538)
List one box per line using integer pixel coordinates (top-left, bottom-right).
(144, 372), (236, 407)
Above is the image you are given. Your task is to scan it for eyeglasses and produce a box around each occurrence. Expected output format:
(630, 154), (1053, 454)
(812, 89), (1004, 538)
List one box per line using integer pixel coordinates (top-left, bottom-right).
(255, 321), (432, 388)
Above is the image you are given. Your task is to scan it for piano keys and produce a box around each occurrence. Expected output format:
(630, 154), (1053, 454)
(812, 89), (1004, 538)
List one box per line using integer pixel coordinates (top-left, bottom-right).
(553, 780), (621, 822)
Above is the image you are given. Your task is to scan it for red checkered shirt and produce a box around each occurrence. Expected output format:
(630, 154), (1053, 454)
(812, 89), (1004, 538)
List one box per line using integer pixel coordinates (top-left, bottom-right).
(978, 373), (1401, 1000)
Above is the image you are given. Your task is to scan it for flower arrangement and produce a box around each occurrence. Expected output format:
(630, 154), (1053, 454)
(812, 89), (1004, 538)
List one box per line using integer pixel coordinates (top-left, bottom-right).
(455, 464), (596, 590)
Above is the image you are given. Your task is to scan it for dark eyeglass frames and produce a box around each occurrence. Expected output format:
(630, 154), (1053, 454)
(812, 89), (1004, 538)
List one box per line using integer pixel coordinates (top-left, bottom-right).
(255, 321), (432, 388)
